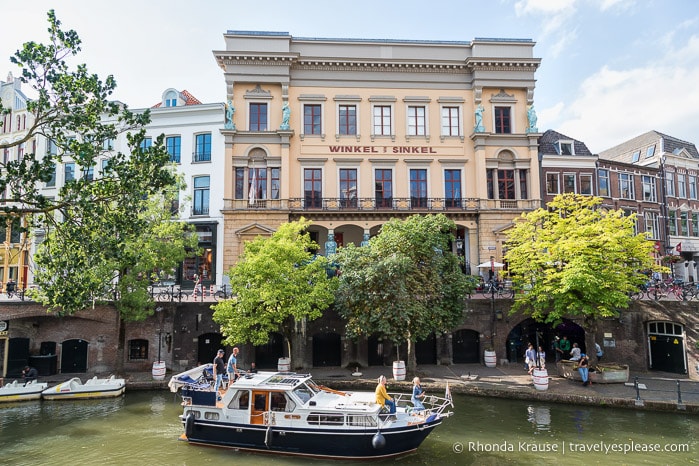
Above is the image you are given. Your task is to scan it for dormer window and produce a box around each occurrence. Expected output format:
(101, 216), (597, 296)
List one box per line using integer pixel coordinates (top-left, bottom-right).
(557, 140), (574, 155)
(165, 90), (178, 107)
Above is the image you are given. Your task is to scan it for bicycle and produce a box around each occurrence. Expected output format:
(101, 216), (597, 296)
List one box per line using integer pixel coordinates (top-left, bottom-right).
(156, 284), (189, 302)
(214, 284), (232, 301)
(480, 280), (514, 299)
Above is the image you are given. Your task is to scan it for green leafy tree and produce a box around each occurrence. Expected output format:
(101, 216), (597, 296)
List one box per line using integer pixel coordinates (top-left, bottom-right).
(334, 214), (475, 372)
(212, 219), (338, 361)
(505, 193), (661, 363)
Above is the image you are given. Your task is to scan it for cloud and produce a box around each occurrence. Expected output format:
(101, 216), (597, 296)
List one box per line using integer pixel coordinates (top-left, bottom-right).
(555, 34), (699, 152)
(515, 0), (576, 15)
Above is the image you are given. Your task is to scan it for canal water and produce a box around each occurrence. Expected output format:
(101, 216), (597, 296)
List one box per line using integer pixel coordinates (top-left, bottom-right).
(0, 391), (696, 465)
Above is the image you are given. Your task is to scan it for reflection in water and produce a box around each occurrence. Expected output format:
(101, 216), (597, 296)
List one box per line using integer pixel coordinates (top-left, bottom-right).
(0, 392), (695, 465)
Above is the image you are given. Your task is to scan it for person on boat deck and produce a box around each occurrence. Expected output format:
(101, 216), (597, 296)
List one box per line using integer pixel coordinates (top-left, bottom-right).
(411, 377), (426, 411)
(213, 349), (226, 393)
(227, 347), (240, 383)
(248, 362), (257, 374)
(569, 343), (581, 361)
(22, 366), (38, 382)
(375, 375), (396, 414)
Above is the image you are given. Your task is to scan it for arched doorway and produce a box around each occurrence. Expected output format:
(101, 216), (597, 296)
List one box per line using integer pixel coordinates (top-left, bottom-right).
(416, 333), (437, 365)
(197, 332), (224, 366)
(61, 339), (88, 373)
(648, 321), (687, 374)
(255, 332), (284, 369)
(312, 332), (341, 367)
(452, 329), (480, 363)
(506, 318), (585, 365)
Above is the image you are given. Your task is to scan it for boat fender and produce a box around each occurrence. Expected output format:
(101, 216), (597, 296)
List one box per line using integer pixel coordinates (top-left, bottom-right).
(372, 432), (386, 449)
(185, 412), (195, 439)
(265, 425), (273, 448)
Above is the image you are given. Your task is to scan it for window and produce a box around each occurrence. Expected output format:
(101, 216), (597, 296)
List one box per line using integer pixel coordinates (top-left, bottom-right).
(487, 169), (494, 199)
(375, 169), (393, 208)
(140, 137), (152, 150)
(494, 107), (511, 134)
(165, 91), (178, 107)
(303, 104), (322, 135)
(235, 168), (245, 199)
(645, 212), (660, 240)
(519, 170), (528, 199)
(339, 168), (357, 207)
(9, 218), (21, 244)
(498, 170), (515, 199)
(195, 133), (211, 162)
(82, 165), (94, 181)
(445, 169), (462, 208)
(166, 136), (181, 163)
(693, 213), (699, 238)
(646, 145), (656, 158)
(338, 105), (357, 135)
(678, 174), (687, 198)
(668, 211), (677, 235)
(563, 174), (576, 193)
(619, 173), (634, 199)
(407, 106), (426, 136)
(666, 172), (675, 197)
(558, 141), (574, 155)
(304, 168), (322, 208)
(249, 103), (268, 131)
(271, 168), (280, 200)
(642, 175), (656, 202)
(598, 169), (609, 197)
(193, 176), (210, 215)
(631, 150), (641, 163)
(18, 142), (24, 159)
(372, 106), (392, 136)
(441, 107), (460, 136)
(64, 162), (75, 182)
(47, 139), (58, 155)
(690, 176), (697, 199)
(46, 163), (56, 187)
(248, 168), (267, 202)
(128, 339), (148, 360)
(102, 138), (115, 151)
(580, 174), (592, 195)
(410, 169), (428, 208)
(681, 212), (689, 236)
(546, 173), (560, 195)
(101, 159), (110, 175)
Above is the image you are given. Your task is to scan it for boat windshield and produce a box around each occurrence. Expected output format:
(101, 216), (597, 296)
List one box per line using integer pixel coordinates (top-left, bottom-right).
(293, 382), (319, 403)
(305, 380), (321, 394)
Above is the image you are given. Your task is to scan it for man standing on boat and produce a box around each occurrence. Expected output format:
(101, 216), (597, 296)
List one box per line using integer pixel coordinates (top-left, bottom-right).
(375, 375), (396, 414)
(213, 349), (226, 394)
(227, 347), (240, 383)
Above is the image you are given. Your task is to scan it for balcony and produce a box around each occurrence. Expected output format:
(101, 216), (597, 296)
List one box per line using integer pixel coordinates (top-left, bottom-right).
(223, 197), (539, 212)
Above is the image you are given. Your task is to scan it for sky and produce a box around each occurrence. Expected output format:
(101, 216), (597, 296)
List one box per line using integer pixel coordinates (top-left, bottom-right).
(2, 0), (698, 153)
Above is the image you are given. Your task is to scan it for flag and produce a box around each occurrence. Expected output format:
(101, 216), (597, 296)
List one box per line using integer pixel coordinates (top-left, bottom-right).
(676, 243), (682, 253)
(248, 169), (257, 205)
(445, 381), (453, 408)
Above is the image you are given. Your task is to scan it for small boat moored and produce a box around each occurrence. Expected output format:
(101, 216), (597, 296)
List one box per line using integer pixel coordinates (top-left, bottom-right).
(0, 380), (48, 403)
(41, 375), (126, 400)
(169, 365), (454, 459)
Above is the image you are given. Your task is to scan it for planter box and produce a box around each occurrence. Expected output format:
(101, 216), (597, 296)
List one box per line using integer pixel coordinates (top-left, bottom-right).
(556, 360), (629, 383)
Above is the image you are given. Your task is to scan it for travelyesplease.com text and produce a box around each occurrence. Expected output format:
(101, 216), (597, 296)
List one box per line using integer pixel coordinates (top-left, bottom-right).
(453, 441), (690, 455)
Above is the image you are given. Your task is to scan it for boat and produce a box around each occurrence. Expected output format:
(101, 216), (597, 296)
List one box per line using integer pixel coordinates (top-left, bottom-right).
(41, 375), (126, 400)
(556, 360), (630, 383)
(0, 380), (48, 403)
(168, 364), (454, 459)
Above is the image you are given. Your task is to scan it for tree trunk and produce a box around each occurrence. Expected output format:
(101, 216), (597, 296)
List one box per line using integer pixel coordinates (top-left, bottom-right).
(406, 339), (417, 374)
(584, 317), (600, 367)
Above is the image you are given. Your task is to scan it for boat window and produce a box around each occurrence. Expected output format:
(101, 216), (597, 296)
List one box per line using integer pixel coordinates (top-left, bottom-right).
(293, 385), (313, 403)
(348, 415), (377, 427)
(204, 412), (219, 420)
(228, 390), (250, 410)
(189, 410), (201, 419)
(305, 381), (321, 394)
(254, 393), (267, 411)
(270, 392), (286, 411)
(307, 413), (345, 426)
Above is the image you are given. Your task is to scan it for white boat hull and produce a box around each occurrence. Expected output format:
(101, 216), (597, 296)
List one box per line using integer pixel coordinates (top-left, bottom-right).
(41, 376), (126, 400)
(0, 380), (48, 403)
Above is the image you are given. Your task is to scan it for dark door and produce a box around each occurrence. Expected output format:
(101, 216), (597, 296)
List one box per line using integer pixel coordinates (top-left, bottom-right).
(312, 332), (341, 367)
(649, 335), (687, 373)
(367, 335), (386, 366)
(416, 333), (437, 365)
(452, 329), (480, 363)
(8, 337), (30, 377)
(197, 332), (224, 366)
(61, 339), (88, 373)
(255, 332), (284, 369)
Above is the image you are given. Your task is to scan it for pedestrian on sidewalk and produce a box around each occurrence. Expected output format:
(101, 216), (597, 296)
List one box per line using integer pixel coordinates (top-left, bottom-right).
(525, 343), (537, 374)
(578, 354), (590, 386)
(595, 342), (604, 361)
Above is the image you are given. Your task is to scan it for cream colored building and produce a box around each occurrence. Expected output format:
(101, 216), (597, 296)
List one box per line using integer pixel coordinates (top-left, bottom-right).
(214, 32), (541, 274)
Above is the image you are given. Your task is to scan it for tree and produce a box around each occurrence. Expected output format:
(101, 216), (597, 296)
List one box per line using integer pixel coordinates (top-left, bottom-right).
(334, 214), (475, 372)
(212, 219), (338, 362)
(504, 193), (661, 364)
(0, 10), (180, 314)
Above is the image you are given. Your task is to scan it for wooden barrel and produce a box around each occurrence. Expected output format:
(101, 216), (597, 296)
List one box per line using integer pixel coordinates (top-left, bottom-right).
(152, 361), (166, 381)
(277, 357), (291, 372)
(392, 360), (406, 381)
(484, 350), (497, 368)
(532, 368), (549, 391)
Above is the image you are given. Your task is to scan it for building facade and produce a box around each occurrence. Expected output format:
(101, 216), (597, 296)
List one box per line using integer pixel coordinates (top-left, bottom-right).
(214, 32), (542, 275)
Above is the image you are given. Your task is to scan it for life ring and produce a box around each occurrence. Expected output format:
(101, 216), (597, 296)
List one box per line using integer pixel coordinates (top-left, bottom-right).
(185, 412), (195, 438)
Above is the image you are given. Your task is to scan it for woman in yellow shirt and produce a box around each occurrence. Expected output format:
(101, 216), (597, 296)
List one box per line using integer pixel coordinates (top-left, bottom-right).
(375, 375), (396, 414)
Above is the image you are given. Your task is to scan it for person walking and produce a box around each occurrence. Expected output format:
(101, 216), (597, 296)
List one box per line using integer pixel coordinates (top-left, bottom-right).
(525, 343), (537, 374)
(578, 353), (591, 386)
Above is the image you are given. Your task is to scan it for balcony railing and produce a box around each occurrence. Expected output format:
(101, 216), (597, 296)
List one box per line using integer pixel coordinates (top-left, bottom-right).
(223, 197), (539, 212)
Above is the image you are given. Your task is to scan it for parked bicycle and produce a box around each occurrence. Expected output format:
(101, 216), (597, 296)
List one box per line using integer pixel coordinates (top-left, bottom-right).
(480, 279), (514, 299)
(214, 284), (232, 301)
(155, 283), (189, 302)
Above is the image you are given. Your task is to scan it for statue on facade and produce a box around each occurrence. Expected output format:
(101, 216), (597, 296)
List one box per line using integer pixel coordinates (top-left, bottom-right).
(325, 233), (337, 256)
(526, 105), (538, 133)
(474, 104), (485, 132)
(280, 102), (291, 130)
(360, 233), (370, 247)
(225, 100), (236, 130)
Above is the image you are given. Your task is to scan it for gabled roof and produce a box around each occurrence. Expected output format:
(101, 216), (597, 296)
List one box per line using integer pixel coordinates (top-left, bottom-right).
(598, 130), (699, 163)
(151, 90), (203, 108)
(537, 129), (594, 157)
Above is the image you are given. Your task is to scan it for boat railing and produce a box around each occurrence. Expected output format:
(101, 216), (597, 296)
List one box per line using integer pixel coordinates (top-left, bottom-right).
(390, 392), (454, 418)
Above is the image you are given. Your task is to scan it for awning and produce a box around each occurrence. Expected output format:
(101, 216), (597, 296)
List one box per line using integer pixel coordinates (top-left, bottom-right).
(476, 261), (505, 268)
